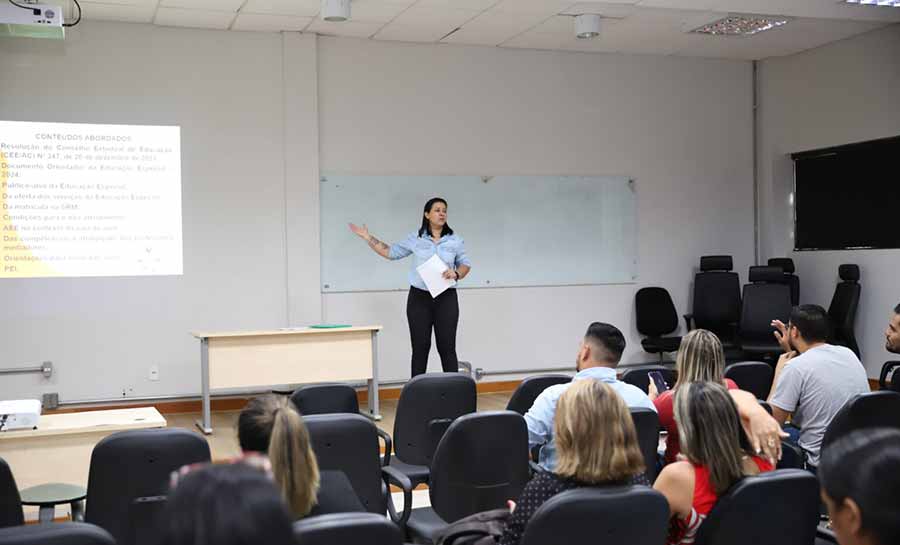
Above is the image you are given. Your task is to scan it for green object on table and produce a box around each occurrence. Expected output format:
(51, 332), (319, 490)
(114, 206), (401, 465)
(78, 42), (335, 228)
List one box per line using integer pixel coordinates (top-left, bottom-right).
(20, 483), (87, 523)
(309, 324), (352, 329)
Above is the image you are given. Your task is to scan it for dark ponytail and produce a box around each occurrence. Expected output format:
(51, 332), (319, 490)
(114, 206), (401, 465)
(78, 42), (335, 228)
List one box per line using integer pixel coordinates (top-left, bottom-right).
(418, 197), (454, 238)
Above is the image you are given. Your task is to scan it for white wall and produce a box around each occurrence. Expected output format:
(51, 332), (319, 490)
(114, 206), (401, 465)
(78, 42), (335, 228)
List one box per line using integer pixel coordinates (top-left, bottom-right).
(0, 23), (756, 402)
(758, 25), (900, 377)
(317, 37), (755, 382)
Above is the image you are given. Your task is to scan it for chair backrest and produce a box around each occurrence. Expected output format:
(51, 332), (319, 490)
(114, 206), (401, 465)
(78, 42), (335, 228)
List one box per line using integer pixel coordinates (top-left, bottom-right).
(635, 287), (679, 337)
(293, 512), (402, 545)
(724, 362), (774, 400)
(767, 258), (800, 306)
(0, 458), (23, 529)
(0, 522), (115, 545)
(304, 413), (385, 514)
(620, 366), (677, 394)
(291, 383), (360, 415)
(392, 373), (476, 466)
(520, 486), (669, 545)
(630, 408), (661, 482)
(693, 469), (819, 545)
(828, 265), (861, 355)
(84, 428), (211, 545)
(739, 266), (792, 341)
(879, 361), (900, 392)
(429, 411), (530, 524)
(692, 256), (742, 336)
(821, 391), (900, 451)
(505, 374), (571, 415)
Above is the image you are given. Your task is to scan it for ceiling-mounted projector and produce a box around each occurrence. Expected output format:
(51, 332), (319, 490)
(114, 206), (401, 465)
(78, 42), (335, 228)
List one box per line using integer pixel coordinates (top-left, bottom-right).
(0, 2), (65, 40)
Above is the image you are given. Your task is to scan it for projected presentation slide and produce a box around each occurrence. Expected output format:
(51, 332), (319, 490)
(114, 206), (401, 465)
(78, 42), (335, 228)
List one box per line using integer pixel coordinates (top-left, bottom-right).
(1, 120), (182, 278)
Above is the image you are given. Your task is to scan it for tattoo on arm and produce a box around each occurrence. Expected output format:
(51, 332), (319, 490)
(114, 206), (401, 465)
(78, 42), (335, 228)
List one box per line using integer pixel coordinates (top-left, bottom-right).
(368, 236), (389, 251)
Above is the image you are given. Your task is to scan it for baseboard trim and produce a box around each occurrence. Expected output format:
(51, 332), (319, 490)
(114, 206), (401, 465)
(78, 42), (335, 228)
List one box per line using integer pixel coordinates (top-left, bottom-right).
(43, 380), (522, 416)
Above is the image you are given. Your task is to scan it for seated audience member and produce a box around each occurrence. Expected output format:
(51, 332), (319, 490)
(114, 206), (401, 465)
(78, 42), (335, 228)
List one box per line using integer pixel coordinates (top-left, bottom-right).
(649, 329), (739, 464)
(238, 394), (364, 518)
(525, 322), (656, 472)
(886, 303), (900, 355)
(819, 428), (900, 545)
(654, 381), (774, 545)
(159, 463), (295, 545)
(768, 305), (870, 469)
(500, 379), (649, 545)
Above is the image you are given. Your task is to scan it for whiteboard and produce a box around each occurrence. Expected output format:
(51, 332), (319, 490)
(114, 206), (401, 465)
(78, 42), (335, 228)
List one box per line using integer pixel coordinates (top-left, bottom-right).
(320, 175), (637, 292)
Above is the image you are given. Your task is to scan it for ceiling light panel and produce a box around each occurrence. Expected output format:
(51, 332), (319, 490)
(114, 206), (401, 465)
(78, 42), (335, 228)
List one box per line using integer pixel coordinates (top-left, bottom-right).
(690, 15), (789, 36)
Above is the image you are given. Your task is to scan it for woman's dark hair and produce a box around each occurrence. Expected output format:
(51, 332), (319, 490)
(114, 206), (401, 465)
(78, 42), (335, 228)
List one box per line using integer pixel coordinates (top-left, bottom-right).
(819, 428), (900, 545)
(159, 463), (295, 545)
(418, 197), (454, 238)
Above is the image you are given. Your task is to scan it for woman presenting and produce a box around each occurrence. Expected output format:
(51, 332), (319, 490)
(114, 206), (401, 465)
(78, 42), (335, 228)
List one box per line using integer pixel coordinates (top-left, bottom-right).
(349, 197), (471, 377)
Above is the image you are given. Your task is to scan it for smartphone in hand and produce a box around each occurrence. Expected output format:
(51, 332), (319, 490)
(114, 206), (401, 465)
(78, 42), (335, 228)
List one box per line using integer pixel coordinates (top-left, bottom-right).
(648, 371), (669, 393)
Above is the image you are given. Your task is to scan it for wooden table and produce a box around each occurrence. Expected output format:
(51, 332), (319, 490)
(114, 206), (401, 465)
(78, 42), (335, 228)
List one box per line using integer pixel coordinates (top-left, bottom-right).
(191, 325), (383, 434)
(0, 407), (167, 510)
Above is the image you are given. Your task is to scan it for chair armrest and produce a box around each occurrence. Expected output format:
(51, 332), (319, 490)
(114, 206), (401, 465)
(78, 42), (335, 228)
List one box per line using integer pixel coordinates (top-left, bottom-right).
(382, 465), (413, 527)
(683, 314), (694, 331)
(529, 460), (545, 476)
(377, 428), (393, 467)
(879, 361), (900, 389)
(816, 527), (838, 543)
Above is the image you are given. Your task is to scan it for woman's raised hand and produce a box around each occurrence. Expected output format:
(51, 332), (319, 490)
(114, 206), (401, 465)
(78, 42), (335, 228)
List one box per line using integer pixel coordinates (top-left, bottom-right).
(348, 223), (370, 241)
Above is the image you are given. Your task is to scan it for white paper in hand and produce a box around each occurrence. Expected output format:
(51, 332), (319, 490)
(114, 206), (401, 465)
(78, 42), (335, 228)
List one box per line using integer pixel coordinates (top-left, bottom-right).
(416, 254), (456, 298)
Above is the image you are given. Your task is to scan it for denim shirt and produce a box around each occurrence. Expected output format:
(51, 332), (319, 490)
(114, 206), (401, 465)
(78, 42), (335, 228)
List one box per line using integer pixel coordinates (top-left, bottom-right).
(388, 231), (471, 291)
(524, 366), (657, 472)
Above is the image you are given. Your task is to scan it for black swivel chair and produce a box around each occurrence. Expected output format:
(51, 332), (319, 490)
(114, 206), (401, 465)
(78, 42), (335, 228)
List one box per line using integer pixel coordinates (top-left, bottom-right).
(828, 264), (861, 358)
(294, 512), (403, 545)
(685, 255), (742, 351)
(0, 522), (115, 545)
(0, 458), (23, 529)
(520, 486), (669, 545)
(821, 391), (900, 452)
(383, 373), (477, 492)
(291, 383), (360, 415)
(304, 413), (401, 515)
(84, 429), (211, 545)
(767, 258), (800, 306)
(620, 366), (677, 395)
(630, 408), (661, 482)
(635, 287), (682, 363)
(693, 469), (820, 545)
(505, 374), (571, 415)
(388, 411), (530, 544)
(879, 361), (900, 392)
(737, 266), (792, 361)
(724, 361), (774, 401)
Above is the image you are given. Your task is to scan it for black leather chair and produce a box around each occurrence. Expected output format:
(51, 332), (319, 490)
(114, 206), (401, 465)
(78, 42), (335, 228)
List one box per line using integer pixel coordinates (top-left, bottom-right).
(630, 408), (661, 482)
(879, 361), (900, 392)
(304, 413), (401, 515)
(84, 428), (211, 545)
(291, 383), (360, 415)
(0, 522), (115, 545)
(384, 373), (477, 492)
(505, 374), (571, 415)
(828, 264), (861, 358)
(635, 287), (682, 363)
(0, 458), (23, 529)
(767, 258), (800, 306)
(820, 391), (900, 452)
(620, 366), (677, 394)
(693, 469), (819, 545)
(685, 256), (742, 350)
(724, 361), (774, 400)
(520, 486), (669, 545)
(737, 266), (792, 360)
(388, 411), (530, 544)
(294, 512), (403, 545)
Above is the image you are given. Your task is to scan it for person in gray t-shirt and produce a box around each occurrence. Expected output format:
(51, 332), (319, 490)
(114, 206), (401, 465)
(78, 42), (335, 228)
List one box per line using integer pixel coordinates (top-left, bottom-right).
(768, 305), (869, 467)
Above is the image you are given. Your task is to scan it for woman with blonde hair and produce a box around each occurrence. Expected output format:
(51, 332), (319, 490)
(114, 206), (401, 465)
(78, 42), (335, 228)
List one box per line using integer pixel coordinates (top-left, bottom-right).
(237, 394), (363, 519)
(499, 379), (649, 545)
(649, 329), (740, 464)
(654, 381), (773, 545)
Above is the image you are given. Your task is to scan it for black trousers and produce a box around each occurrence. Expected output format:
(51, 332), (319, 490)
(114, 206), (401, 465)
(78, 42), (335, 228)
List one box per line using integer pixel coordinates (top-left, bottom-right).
(407, 286), (459, 377)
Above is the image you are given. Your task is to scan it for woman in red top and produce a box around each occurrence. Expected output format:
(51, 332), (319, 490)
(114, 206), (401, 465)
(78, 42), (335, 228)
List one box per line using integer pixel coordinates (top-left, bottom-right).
(649, 329), (739, 464)
(654, 381), (774, 545)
